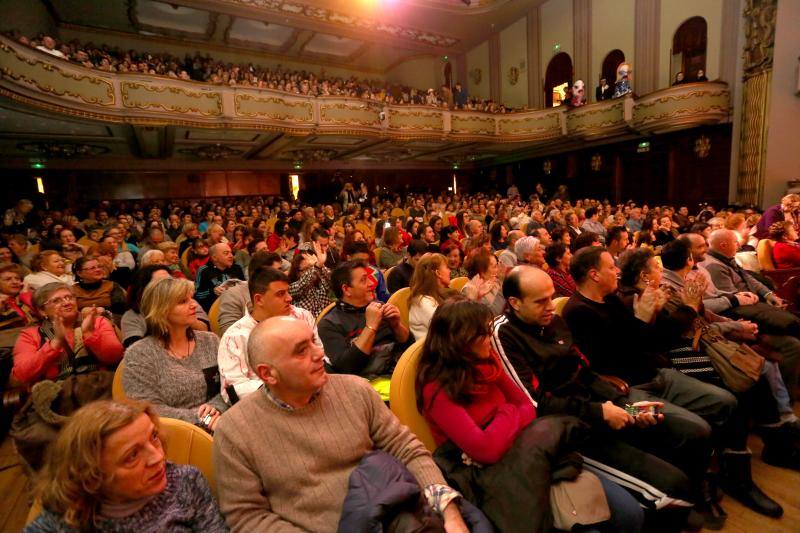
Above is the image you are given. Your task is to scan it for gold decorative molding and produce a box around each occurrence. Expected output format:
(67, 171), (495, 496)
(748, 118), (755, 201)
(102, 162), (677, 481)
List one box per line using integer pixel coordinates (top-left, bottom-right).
(121, 81), (223, 116)
(451, 115), (495, 135)
(235, 93), (313, 122)
(320, 103), (381, 126)
(497, 112), (561, 137)
(0, 43), (114, 105)
(388, 110), (444, 131)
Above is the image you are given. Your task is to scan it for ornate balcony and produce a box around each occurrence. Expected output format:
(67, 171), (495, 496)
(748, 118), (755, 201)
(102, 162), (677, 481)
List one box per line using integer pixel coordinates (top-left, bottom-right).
(0, 35), (731, 166)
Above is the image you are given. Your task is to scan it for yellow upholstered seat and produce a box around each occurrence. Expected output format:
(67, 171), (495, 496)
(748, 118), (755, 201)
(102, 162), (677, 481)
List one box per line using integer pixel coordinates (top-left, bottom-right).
(387, 287), (411, 329)
(391, 207), (406, 218)
(112, 361), (127, 401)
(316, 300), (337, 324)
(208, 299), (221, 336)
(373, 247), (383, 268)
(180, 248), (190, 271)
(390, 339), (437, 452)
(553, 296), (569, 316)
(449, 276), (469, 292)
(757, 239), (776, 271)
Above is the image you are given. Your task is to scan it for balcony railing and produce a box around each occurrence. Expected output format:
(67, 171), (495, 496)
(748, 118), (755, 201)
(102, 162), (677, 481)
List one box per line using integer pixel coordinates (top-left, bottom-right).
(0, 36), (731, 145)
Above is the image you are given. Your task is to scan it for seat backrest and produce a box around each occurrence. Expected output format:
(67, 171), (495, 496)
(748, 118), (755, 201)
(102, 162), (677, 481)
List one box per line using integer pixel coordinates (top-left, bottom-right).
(391, 207), (406, 218)
(387, 287), (411, 329)
(553, 296), (569, 316)
(390, 339), (437, 452)
(316, 300), (337, 324)
(112, 360), (127, 401)
(180, 247), (190, 270)
(159, 417), (216, 496)
(208, 298), (221, 336)
(449, 276), (469, 292)
(373, 247), (383, 267)
(757, 238), (776, 271)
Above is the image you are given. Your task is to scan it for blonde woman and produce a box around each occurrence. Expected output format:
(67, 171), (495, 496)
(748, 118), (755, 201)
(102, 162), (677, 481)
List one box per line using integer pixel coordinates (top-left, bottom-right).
(122, 277), (226, 430)
(408, 254), (454, 340)
(23, 250), (73, 292)
(27, 399), (227, 532)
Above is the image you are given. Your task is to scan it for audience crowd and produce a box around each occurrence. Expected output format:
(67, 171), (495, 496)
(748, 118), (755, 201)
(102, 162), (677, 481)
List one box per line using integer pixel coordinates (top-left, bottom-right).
(7, 32), (520, 114)
(4, 183), (800, 533)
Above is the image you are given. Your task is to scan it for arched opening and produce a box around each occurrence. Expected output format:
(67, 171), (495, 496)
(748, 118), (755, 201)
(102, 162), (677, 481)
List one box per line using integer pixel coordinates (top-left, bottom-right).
(601, 49), (626, 87)
(544, 52), (573, 108)
(671, 16), (707, 82)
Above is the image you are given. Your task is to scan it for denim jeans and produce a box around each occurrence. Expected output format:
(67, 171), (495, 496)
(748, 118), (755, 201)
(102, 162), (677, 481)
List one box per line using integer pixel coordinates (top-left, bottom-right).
(575, 475), (645, 533)
(762, 359), (794, 415)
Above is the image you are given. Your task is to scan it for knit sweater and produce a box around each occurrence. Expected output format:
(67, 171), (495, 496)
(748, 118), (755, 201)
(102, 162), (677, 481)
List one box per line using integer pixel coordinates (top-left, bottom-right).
(212, 374), (446, 533)
(122, 332), (227, 423)
(24, 462), (228, 532)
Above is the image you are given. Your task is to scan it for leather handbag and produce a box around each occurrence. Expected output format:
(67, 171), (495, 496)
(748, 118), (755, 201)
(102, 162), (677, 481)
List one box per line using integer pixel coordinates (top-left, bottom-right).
(549, 470), (610, 530)
(699, 327), (764, 393)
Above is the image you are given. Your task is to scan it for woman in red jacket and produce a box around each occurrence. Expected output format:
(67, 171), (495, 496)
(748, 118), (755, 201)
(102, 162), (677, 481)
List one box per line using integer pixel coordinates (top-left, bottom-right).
(13, 282), (123, 384)
(769, 221), (800, 269)
(416, 298), (643, 532)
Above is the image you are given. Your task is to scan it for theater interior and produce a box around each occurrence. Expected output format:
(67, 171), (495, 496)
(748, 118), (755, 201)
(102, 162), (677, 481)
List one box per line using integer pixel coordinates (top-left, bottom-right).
(0, 0), (798, 531)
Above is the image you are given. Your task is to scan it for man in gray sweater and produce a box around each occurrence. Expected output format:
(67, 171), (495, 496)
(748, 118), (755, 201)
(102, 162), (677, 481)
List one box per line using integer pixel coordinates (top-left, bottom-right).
(213, 316), (468, 532)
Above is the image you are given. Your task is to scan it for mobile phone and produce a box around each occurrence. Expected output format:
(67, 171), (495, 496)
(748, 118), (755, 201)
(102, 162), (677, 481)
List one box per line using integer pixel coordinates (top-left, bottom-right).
(625, 404), (661, 417)
(201, 414), (213, 426)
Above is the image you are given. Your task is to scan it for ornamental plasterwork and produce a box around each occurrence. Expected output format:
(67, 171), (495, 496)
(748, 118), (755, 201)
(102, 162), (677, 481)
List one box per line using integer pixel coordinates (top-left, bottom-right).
(217, 0), (460, 47)
(742, 0), (777, 79)
(121, 82), (223, 116)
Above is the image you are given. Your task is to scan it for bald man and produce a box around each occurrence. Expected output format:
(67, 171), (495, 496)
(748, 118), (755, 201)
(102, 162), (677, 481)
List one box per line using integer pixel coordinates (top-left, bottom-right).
(701, 228), (800, 399)
(491, 266), (700, 512)
(194, 243), (244, 311)
(213, 316), (471, 533)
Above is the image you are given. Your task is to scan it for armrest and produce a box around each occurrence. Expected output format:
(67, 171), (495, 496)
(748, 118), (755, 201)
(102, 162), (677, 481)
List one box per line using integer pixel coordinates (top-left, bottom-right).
(598, 374), (630, 396)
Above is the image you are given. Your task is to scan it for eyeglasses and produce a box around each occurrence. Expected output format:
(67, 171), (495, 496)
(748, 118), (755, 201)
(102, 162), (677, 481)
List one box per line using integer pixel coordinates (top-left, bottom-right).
(45, 294), (76, 307)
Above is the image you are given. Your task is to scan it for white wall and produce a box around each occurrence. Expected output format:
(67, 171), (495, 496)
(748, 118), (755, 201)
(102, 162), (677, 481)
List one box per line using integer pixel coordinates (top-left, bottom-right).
(590, 0), (635, 90)
(659, 0), (723, 88)
(466, 40), (490, 100)
(540, 0), (574, 77)
(499, 17), (529, 108)
(386, 56), (440, 90)
(0, 0), (55, 37)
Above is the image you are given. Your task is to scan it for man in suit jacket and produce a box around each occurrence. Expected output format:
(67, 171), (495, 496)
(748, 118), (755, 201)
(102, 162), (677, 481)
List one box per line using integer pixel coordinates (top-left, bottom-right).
(596, 78), (613, 101)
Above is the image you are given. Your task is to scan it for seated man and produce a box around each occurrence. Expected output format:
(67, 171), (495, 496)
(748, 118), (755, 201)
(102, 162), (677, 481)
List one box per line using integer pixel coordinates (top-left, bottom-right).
(318, 260), (411, 390)
(493, 266), (698, 515)
(213, 316), (469, 532)
(700, 229), (800, 395)
(217, 251), (283, 335)
(194, 243), (245, 311)
(218, 267), (321, 404)
(342, 241), (390, 303)
(562, 246), (782, 517)
(387, 240), (427, 294)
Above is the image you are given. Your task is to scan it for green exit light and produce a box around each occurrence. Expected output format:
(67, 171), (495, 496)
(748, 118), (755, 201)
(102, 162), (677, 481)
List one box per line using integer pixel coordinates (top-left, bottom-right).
(553, 44), (560, 52)
(638, 141), (650, 148)
(31, 162), (45, 169)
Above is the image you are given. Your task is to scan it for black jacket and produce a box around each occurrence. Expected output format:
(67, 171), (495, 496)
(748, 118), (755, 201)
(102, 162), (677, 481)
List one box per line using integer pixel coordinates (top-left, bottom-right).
(491, 312), (625, 426)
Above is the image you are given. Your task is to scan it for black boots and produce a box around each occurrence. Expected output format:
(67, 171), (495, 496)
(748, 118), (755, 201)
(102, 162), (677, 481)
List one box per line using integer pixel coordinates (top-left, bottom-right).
(720, 450), (783, 518)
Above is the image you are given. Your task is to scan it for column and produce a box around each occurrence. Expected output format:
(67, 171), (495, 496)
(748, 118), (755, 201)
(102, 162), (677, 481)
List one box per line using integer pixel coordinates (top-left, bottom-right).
(634, 0), (660, 95)
(489, 33), (501, 102)
(572, 0), (591, 84)
(527, 7), (542, 108)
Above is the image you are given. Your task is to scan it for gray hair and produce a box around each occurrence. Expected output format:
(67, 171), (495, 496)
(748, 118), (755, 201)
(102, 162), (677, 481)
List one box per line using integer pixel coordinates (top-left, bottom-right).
(209, 243), (229, 258)
(514, 236), (540, 259)
(34, 282), (73, 310)
(139, 249), (165, 267)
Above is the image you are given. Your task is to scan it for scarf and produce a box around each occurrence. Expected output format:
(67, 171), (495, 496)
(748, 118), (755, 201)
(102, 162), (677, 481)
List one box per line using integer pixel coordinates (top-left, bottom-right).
(469, 350), (504, 396)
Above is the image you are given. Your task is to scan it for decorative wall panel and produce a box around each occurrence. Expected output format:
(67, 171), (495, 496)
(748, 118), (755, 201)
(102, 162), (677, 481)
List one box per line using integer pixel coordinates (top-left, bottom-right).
(388, 109), (444, 131)
(235, 93), (313, 122)
(121, 82), (222, 116)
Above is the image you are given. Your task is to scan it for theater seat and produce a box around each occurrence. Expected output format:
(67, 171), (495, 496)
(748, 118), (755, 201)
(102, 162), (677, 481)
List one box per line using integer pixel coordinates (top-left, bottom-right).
(757, 239), (776, 270)
(112, 361), (127, 401)
(25, 416), (217, 525)
(390, 339), (437, 452)
(373, 247), (383, 268)
(449, 276), (469, 292)
(755, 238), (800, 294)
(552, 296), (569, 316)
(387, 287), (411, 329)
(180, 248), (190, 271)
(316, 301), (337, 324)
(208, 299), (221, 336)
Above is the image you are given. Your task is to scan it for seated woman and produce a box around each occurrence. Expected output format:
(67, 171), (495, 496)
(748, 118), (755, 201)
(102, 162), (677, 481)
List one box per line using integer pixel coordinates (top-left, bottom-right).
(545, 243), (576, 297)
(769, 221), (800, 269)
(187, 238), (210, 280)
(13, 282), (123, 385)
(121, 265), (209, 348)
(157, 241), (187, 279)
(461, 250), (505, 316)
(27, 399), (227, 532)
(0, 263), (37, 352)
(287, 244), (333, 317)
(417, 299), (643, 533)
(408, 254), (453, 340)
(439, 226), (463, 253)
(23, 251), (73, 293)
(377, 227), (404, 269)
(443, 244), (467, 279)
(122, 277), (226, 430)
(489, 221), (508, 252)
(71, 255), (127, 318)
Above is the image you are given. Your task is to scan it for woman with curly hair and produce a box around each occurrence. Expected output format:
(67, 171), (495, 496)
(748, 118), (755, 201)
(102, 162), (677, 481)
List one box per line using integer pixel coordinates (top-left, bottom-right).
(769, 221), (800, 269)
